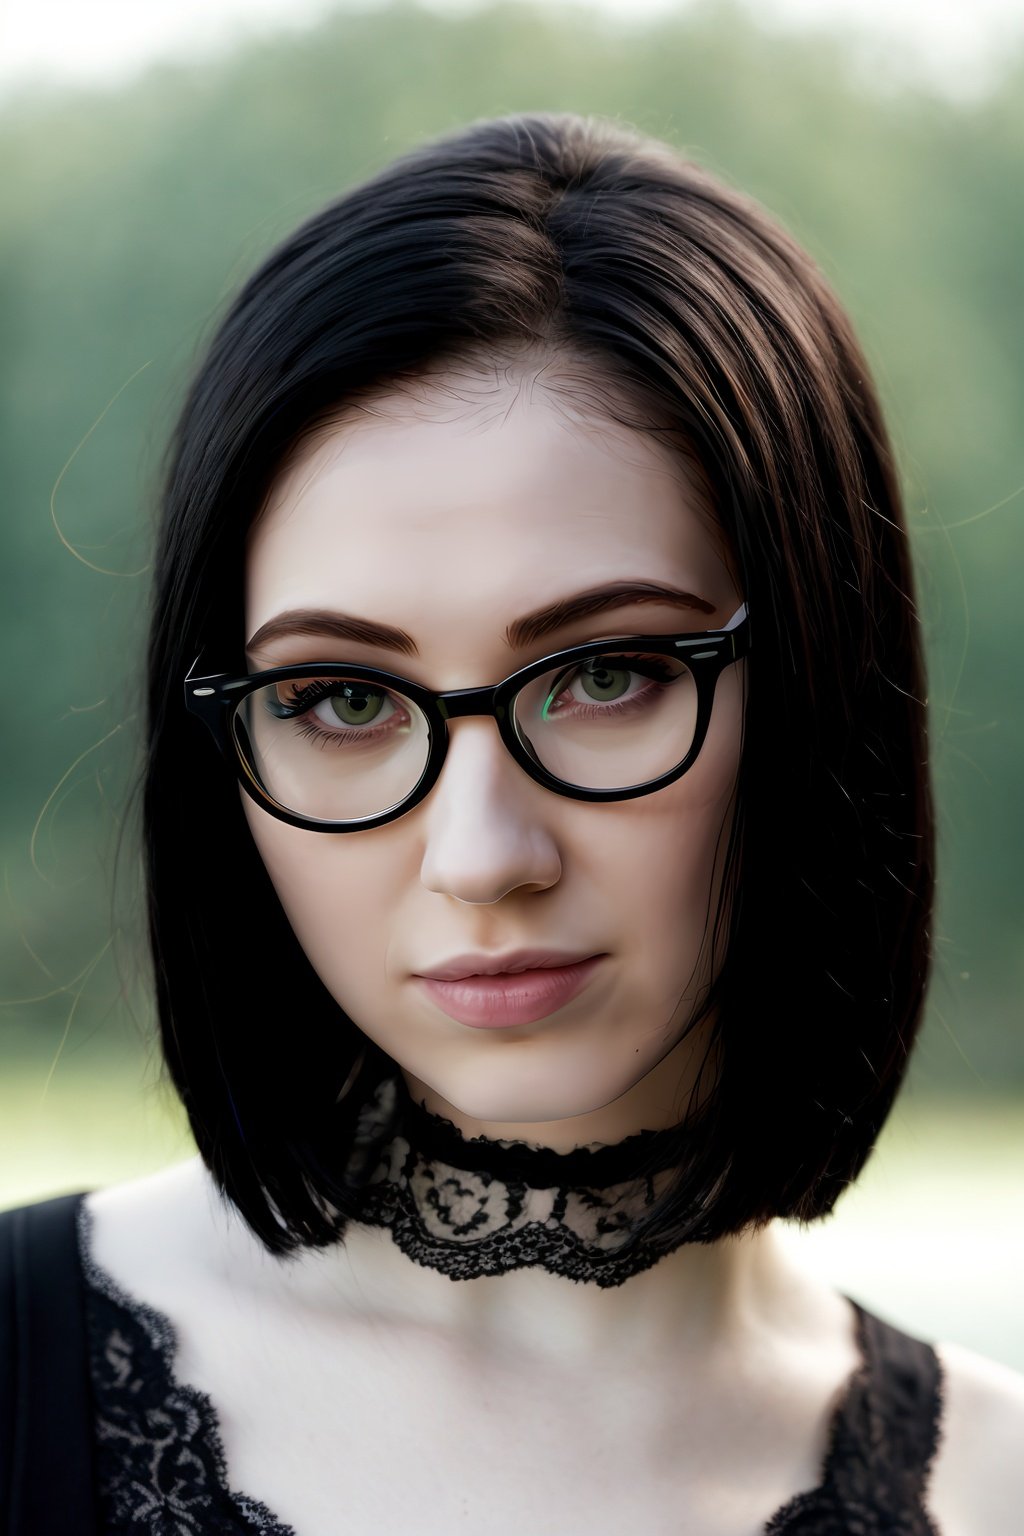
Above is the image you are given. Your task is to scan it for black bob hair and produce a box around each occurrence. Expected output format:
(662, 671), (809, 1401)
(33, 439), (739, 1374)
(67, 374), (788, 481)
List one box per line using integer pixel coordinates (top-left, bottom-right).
(143, 111), (934, 1260)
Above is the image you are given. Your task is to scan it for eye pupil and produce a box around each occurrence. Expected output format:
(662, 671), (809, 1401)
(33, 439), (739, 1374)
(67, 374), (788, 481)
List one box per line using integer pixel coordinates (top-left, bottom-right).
(581, 661), (628, 702)
(332, 686), (382, 723)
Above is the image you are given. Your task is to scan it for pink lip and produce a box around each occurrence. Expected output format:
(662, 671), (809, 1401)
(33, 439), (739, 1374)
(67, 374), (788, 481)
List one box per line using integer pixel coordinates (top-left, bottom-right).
(416, 956), (604, 1028)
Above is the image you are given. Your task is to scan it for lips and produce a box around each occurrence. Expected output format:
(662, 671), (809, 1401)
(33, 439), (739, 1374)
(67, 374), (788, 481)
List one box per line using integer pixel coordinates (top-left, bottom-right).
(415, 948), (599, 981)
(416, 956), (605, 1028)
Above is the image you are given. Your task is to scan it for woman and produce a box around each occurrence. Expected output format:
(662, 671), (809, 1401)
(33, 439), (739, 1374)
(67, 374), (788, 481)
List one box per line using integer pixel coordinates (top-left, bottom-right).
(2, 111), (1022, 1535)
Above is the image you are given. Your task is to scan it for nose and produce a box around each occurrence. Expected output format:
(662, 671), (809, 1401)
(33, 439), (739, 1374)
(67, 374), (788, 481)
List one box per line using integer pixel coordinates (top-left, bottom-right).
(416, 714), (561, 904)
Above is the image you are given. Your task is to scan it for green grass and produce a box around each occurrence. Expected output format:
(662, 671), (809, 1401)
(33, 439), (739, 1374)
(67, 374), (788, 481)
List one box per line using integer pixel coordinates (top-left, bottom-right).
(0, 1052), (194, 1203)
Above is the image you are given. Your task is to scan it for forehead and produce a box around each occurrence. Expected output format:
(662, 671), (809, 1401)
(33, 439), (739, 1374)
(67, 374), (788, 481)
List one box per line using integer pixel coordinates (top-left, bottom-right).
(244, 375), (734, 660)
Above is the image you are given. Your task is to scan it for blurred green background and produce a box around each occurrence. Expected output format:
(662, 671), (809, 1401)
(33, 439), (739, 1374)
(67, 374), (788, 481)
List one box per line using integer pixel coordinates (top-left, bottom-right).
(1, 0), (1021, 1367)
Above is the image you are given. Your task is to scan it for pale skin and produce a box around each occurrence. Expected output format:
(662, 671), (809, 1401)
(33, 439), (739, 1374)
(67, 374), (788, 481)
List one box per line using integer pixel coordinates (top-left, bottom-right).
(237, 353), (761, 1364)
(84, 355), (1024, 1533)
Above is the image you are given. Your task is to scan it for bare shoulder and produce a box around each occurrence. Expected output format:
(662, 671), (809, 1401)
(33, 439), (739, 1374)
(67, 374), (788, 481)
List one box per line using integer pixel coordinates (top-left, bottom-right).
(82, 1155), (300, 1314)
(84, 1155), (210, 1233)
(82, 1156), (223, 1296)
(928, 1336), (1024, 1536)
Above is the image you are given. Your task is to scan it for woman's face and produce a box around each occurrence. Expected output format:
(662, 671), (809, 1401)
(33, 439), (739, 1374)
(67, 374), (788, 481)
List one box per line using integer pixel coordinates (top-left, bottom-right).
(241, 358), (745, 1147)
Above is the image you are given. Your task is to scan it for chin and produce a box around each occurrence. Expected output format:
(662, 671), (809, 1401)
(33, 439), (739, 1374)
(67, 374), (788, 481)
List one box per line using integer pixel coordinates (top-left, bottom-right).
(402, 1056), (641, 1136)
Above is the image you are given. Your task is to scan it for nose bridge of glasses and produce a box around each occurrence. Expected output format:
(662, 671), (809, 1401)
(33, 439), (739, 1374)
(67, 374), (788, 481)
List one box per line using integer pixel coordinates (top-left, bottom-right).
(435, 683), (509, 723)
(430, 686), (526, 798)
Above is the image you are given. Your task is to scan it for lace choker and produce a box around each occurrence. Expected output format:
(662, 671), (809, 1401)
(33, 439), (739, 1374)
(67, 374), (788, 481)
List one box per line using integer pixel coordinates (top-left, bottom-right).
(336, 1071), (689, 1288)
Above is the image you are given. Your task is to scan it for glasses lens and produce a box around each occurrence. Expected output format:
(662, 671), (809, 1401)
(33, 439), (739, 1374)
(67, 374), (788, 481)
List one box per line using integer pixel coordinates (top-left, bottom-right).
(234, 674), (432, 823)
(513, 650), (698, 791)
(233, 651), (699, 823)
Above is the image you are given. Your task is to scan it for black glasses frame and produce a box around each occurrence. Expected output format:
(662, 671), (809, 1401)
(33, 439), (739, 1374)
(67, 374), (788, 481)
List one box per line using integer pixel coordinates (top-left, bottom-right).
(184, 603), (750, 833)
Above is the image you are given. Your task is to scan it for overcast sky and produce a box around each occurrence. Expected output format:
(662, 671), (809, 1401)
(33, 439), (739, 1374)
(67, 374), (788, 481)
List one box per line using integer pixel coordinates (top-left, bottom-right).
(3, 0), (1023, 103)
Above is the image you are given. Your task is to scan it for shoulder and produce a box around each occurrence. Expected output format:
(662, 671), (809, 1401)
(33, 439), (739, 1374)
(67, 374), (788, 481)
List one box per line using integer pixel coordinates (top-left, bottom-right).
(928, 1336), (1024, 1536)
(81, 1156), (295, 1315)
(82, 1157), (221, 1302)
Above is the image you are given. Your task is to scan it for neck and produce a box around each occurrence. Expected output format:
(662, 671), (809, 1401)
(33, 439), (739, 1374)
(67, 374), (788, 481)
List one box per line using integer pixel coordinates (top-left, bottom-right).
(294, 1063), (821, 1370)
(340, 1195), (802, 1365)
(181, 1142), (834, 1375)
(398, 1024), (715, 1155)
(184, 1047), (849, 1373)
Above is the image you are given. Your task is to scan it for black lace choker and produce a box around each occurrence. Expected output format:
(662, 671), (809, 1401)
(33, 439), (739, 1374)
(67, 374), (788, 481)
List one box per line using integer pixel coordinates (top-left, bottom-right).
(336, 1071), (690, 1288)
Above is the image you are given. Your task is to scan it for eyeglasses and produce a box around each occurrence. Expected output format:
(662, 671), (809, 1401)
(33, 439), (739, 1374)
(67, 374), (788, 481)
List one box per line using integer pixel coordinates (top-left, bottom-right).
(184, 603), (749, 833)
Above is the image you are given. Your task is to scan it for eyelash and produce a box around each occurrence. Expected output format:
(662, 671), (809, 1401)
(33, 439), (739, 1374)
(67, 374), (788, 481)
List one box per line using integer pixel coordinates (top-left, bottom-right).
(274, 655), (680, 751)
(284, 680), (408, 750)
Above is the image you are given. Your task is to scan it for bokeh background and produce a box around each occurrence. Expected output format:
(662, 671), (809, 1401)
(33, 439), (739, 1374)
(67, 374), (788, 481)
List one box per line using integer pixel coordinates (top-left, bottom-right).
(2, 0), (1022, 1367)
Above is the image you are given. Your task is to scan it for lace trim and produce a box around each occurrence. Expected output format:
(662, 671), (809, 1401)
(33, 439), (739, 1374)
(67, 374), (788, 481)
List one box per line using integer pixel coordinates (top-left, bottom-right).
(392, 1076), (690, 1187)
(74, 1135), (946, 1536)
(76, 1195), (296, 1535)
(764, 1299), (946, 1536)
(336, 1071), (693, 1287)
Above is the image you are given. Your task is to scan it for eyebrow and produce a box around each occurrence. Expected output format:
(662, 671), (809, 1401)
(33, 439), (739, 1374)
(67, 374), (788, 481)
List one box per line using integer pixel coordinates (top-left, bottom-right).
(245, 582), (717, 659)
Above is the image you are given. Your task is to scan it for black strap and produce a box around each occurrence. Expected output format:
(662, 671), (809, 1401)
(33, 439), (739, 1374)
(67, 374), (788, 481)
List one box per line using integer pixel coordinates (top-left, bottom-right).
(822, 1296), (944, 1528)
(0, 1191), (98, 1536)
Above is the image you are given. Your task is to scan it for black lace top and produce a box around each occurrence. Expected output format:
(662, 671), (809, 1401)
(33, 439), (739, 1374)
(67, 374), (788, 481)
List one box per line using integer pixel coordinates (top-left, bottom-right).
(75, 1190), (946, 1535)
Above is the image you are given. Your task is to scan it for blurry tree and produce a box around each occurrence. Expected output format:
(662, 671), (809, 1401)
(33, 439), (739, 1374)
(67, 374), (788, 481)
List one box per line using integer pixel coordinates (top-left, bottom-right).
(1, 0), (1021, 1087)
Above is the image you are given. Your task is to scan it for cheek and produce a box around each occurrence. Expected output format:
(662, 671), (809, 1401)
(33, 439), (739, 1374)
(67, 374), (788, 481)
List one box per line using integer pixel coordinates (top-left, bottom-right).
(589, 666), (741, 969)
(615, 661), (742, 865)
(609, 787), (734, 934)
(239, 792), (389, 964)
